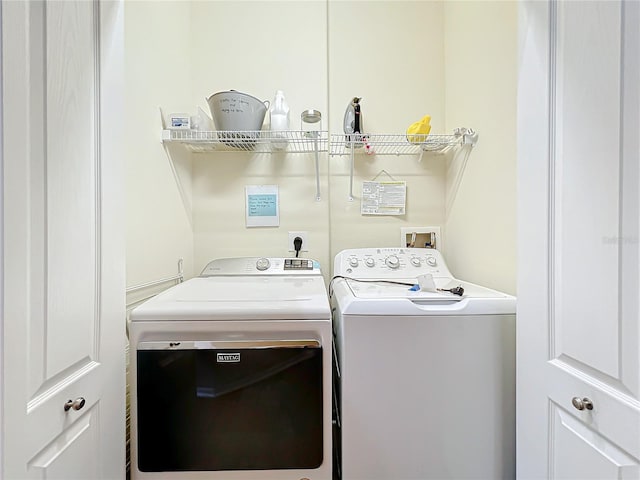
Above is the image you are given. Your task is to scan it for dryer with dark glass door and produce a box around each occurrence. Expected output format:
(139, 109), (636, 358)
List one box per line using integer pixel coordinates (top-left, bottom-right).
(129, 257), (332, 480)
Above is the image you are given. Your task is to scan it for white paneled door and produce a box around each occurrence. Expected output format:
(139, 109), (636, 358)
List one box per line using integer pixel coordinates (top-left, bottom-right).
(2, 1), (125, 479)
(518, 1), (640, 479)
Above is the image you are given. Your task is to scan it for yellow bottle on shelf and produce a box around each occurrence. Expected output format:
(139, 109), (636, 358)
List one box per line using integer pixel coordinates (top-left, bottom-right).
(406, 115), (432, 144)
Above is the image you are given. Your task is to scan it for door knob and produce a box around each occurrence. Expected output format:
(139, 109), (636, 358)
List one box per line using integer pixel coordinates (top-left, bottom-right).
(571, 397), (593, 411)
(64, 397), (86, 412)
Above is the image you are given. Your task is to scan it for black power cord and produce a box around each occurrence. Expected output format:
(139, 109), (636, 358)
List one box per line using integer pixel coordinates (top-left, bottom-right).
(329, 275), (465, 297)
(293, 236), (303, 258)
(437, 286), (465, 296)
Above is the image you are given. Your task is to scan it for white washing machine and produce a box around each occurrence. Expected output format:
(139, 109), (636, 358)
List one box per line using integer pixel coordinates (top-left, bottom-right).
(331, 248), (516, 480)
(129, 257), (332, 480)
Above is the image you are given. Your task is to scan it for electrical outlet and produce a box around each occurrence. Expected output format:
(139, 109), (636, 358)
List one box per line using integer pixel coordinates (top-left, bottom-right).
(288, 231), (309, 252)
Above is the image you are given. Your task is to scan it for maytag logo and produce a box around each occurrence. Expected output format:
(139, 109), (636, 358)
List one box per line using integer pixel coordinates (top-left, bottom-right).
(217, 353), (240, 363)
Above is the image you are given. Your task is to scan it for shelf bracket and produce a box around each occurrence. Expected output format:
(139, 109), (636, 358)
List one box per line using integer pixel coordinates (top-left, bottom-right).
(314, 137), (321, 201)
(349, 145), (355, 201)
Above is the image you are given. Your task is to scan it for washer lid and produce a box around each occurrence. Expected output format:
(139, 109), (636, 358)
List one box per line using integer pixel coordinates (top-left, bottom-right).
(130, 276), (330, 321)
(332, 278), (516, 316)
(342, 278), (503, 300)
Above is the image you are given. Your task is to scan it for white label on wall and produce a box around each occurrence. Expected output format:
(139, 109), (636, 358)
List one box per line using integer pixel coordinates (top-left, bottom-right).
(361, 181), (407, 215)
(245, 185), (279, 227)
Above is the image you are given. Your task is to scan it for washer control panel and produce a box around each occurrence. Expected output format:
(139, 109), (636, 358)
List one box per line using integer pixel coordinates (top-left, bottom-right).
(334, 248), (453, 279)
(201, 257), (321, 276)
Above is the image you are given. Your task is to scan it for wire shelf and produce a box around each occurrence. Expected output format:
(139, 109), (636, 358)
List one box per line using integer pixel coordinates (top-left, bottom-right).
(329, 130), (476, 156)
(161, 126), (477, 201)
(330, 128), (478, 201)
(162, 129), (329, 154)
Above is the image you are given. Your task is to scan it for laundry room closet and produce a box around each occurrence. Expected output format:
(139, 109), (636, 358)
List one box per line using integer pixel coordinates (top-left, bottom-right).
(6, 1), (640, 479)
(124, 0), (517, 305)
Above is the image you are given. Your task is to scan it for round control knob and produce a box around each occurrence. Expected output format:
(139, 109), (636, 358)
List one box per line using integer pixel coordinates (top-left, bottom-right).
(410, 257), (421, 267)
(349, 257), (359, 268)
(385, 255), (400, 269)
(256, 258), (270, 271)
(426, 257), (437, 267)
(365, 257), (375, 268)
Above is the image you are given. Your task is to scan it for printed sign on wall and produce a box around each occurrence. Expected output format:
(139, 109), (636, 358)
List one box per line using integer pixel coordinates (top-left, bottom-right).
(361, 181), (407, 215)
(245, 185), (279, 227)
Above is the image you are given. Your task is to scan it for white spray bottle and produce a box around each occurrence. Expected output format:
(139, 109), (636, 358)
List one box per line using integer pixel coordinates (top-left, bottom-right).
(269, 90), (290, 150)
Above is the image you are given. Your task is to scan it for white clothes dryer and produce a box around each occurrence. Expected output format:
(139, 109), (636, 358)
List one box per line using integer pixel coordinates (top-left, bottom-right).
(129, 257), (332, 480)
(331, 248), (516, 480)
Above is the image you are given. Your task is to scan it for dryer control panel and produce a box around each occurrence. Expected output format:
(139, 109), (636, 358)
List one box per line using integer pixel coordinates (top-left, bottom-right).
(333, 248), (453, 279)
(201, 257), (322, 276)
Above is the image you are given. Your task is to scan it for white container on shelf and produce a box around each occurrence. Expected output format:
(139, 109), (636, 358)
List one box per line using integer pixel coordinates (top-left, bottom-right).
(269, 90), (290, 150)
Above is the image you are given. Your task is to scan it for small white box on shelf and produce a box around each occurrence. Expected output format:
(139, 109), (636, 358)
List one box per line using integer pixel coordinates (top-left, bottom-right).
(168, 113), (191, 130)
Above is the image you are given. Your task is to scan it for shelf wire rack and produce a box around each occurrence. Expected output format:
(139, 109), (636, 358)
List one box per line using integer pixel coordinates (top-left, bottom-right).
(329, 131), (474, 156)
(162, 129), (329, 154)
(161, 127), (477, 201)
(328, 129), (478, 201)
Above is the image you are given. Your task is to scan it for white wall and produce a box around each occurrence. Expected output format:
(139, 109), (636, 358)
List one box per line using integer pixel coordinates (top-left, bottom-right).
(124, 0), (517, 292)
(443, 0), (517, 294)
(125, 1), (195, 299)
(189, 1), (331, 273)
(328, 1), (447, 258)
(190, 0), (448, 277)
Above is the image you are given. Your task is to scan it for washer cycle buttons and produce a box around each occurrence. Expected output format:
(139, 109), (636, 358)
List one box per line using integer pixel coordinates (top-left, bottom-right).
(256, 258), (271, 271)
(349, 257), (359, 268)
(410, 257), (421, 267)
(385, 255), (400, 269)
(426, 257), (437, 267)
(365, 258), (376, 267)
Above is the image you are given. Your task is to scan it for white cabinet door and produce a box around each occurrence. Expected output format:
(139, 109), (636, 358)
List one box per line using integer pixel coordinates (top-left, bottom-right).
(518, 1), (640, 478)
(1, 1), (125, 478)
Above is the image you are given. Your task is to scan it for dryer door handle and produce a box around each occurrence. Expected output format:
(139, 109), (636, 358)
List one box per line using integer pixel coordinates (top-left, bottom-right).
(137, 340), (321, 350)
